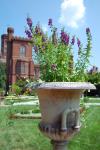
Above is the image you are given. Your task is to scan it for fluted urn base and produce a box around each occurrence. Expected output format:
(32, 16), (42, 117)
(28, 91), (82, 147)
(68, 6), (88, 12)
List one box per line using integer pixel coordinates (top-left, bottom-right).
(39, 121), (80, 141)
(51, 140), (68, 150)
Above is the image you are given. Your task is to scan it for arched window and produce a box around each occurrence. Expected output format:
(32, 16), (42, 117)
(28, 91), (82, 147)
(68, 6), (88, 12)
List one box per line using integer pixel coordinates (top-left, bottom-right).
(20, 46), (26, 57)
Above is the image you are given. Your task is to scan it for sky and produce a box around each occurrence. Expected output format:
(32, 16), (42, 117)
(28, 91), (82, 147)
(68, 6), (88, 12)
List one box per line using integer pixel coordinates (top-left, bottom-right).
(0, 0), (100, 68)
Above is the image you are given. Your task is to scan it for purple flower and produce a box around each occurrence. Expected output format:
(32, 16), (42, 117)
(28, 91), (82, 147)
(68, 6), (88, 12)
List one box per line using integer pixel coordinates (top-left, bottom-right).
(27, 17), (32, 27)
(61, 31), (69, 45)
(42, 36), (47, 42)
(28, 34), (32, 39)
(35, 25), (42, 34)
(48, 18), (52, 27)
(42, 45), (45, 49)
(71, 36), (75, 45)
(25, 29), (28, 34)
(51, 64), (57, 71)
(25, 29), (32, 39)
(77, 38), (81, 48)
(86, 27), (90, 34)
(29, 26), (33, 33)
(34, 45), (38, 53)
(66, 35), (70, 45)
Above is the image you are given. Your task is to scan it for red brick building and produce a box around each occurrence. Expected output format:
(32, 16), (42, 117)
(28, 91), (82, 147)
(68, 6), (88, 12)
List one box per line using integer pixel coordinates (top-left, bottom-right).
(0, 27), (36, 92)
(0, 27), (41, 92)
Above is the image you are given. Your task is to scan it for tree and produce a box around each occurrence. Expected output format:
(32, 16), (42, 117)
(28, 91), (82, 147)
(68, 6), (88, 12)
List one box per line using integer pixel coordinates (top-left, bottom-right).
(0, 62), (6, 90)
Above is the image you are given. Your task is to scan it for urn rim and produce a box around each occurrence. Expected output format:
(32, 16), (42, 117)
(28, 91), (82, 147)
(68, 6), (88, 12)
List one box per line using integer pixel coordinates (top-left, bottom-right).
(37, 82), (96, 90)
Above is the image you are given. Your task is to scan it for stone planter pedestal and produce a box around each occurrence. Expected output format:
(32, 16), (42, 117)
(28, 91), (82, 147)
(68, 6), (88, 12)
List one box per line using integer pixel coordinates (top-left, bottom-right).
(37, 82), (95, 150)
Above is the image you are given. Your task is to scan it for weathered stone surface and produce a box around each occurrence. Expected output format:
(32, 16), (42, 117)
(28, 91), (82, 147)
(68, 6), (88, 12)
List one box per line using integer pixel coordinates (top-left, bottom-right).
(38, 82), (96, 90)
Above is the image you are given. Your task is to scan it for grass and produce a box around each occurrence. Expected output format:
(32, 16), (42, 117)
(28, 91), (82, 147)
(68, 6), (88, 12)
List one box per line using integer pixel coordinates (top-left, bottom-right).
(0, 105), (100, 150)
(0, 107), (51, 150)
(69, 106), (100, 150)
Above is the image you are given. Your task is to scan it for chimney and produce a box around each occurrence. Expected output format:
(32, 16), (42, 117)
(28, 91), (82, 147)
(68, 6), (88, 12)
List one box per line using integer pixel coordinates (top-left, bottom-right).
(7, 27), (14, 41)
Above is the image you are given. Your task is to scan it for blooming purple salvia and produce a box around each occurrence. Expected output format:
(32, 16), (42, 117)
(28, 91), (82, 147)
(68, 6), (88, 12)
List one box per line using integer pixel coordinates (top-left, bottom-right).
(34, 45), (38, 53)
(86, 27), (90, 34)
(27, 17), (33, 27)
(25, 29), (32, 39)
(42, 36), (47, 42)
(71, 36), (75, 45)
(28, 34), (32, 39)
(77, 38), (81, 48)
(61, 31), (69, 45)
(35, 25), (42, 35)
(48, 18), (52, 27)
(35, 26), (39, 34)
(29, 26), (33, 33)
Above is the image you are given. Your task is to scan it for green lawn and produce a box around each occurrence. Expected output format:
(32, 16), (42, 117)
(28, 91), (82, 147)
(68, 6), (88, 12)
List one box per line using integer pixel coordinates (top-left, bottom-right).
(0, 106), (100, 150)
(69, 106), (100, 150)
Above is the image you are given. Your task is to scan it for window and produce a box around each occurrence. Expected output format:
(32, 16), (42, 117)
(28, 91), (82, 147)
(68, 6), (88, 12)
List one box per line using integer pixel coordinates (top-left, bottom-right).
(20, 46), (26, 57)
(16, 61), (21, 74)
(16, 62), (27, 74)
(21, 62), (26, 73)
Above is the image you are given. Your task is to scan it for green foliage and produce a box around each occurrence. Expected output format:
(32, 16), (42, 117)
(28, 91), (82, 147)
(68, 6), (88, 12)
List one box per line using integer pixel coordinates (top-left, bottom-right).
(86, 72), (100, 97)
(6, 105), (40, 116)
(32, 105), (40, 113)
(9, 77), (35, 95)
(73, 31), (92, 81)
(88, 72), (100, 84)
(23, 88), (37, 96)
(16, 77), (28, 89)
(23, 79), (43, 96)
(11, 83), (21, 96)
(0, 88), (5, 96)
(83, 96), (89, 103)
(38, 42), (72, 81)
(26, 18), (92, 82)
(0, 62), (6, 89)
(38, 30), (91, 81)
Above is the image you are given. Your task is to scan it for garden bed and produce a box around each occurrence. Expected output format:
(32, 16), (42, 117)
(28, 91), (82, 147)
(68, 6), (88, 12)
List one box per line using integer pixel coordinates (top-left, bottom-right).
(10, 113), (41, 119)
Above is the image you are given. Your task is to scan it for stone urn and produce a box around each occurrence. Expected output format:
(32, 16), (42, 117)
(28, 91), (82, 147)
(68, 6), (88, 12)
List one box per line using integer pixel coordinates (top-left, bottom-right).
(36, 82), (95, 150)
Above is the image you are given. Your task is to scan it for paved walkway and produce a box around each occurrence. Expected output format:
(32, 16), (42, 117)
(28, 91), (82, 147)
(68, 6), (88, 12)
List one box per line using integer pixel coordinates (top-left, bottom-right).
(13, 100), (39, 106)
(0, 100), (39, 107)
(85, 103), (100, 106)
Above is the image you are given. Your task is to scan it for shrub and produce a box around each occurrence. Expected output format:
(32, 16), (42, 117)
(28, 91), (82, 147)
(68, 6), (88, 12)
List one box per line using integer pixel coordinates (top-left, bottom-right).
(11, 83), (21, 96)
(0, 62), (6, 89)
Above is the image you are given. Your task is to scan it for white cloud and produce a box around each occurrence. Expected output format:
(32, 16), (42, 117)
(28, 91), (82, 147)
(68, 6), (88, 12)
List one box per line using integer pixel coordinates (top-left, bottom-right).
(59, 0), (86, 28)
(42, 24), (48, 33)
